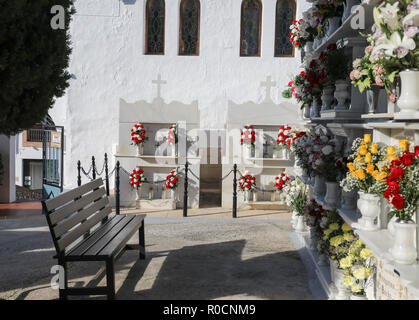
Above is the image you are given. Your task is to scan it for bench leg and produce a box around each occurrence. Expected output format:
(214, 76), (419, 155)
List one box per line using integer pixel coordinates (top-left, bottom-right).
(139, 220), (145, 260)
(106, 259), (115, 300)
(58, 258), (68, 300)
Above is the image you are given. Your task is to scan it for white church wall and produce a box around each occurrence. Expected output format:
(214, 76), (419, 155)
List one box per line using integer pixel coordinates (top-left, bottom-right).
(53, 0), (310, 194)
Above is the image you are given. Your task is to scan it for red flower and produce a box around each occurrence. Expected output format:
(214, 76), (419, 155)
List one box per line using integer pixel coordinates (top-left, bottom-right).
(400, 153), (416, 166)
(391, 194), (405, 210)
(415, 146), (419, 158)
(387, 167), (405, 183)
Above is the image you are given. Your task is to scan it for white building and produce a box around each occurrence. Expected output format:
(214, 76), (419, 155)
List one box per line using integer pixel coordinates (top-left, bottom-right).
(49, 0), (309, 207)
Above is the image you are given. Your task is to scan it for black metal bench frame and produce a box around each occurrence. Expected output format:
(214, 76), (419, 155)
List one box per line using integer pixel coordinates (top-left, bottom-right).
(42, 179), (146, 300)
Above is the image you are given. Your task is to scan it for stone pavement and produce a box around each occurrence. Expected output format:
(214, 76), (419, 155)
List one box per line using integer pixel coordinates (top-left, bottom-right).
(0, 206), (312, 300)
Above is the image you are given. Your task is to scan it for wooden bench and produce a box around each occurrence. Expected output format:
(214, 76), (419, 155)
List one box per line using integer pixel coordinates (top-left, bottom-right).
(41, 178), (146, 300)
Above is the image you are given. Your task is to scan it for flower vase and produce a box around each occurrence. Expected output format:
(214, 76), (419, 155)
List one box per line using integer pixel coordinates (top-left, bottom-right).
(291, 211), (298, 228)
(304, 105), (311, 119)
(135, 186), (141, 201)
(334, 268), (351, 300)
(281, 148), (289, 160)
(170, 189), (176, 201)
(253, 191), (259, 202)
(395, 70), (419, 119)
(314, 176), (326, 200)
(324, 182), (339, 209)
(390, 220), (417, 265)
(309, 226), (318, 249)
(321, 86), (334, 111)
(366, 85), (381, 114)
(136, 143), (144, 156)
(295, 215), (306, 233)
(357, 192), (380, 231)
(350, 294), (367, 300)
(273, 149), (280, 159)
(326, 17), (341, 37)
(334, 80), (350, 110)
(310, 99), (321, 118)
(304, 41), (314, 55)
(342, 0), (361, 22)
(341, 189), (358, 211)
(169, 143), (177, 157)
(245, 190), (253, 203)
(243, 145), (254, 159)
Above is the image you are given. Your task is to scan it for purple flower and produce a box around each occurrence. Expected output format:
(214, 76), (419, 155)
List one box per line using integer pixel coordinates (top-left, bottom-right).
(405, 26), (419, 38)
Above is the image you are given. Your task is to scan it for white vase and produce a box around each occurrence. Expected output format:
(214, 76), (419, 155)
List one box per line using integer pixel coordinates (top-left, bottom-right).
(357, 192), (380, 231)
(334, 268), (351, 300)
(135, 186), (141, 201)
(170, 189), (176, 201)
(243, 145), (254, 159)
(291, 211), (298, 228)
(321, 86), (335, 111)
(327, 17), (341, 37)
(245, 190), (253, 203)
(295, 215), (306, 232)
(314, 176), (326, 200)
(334, 80), (350, 110)
(396, 70), (419, 119)
(136, 143), (144, 156)
(341, 189), (358, 211)
(304, 105), (311, 119)
(390, 220), (417, 265)
(342, 0), (361, 21)
(281, 148), (289, 160)
(273, 149), (280, 158)
(325, 181), (339, 209)
(304, 41), (314, 55)
(350, 294), (367, 300)
(310, 99), (321, 118)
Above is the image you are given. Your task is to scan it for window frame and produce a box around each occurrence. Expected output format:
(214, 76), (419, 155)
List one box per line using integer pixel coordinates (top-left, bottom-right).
(274, 0), (296, 58)
(145, 0), (166, 55)
(239, 0), (263, 57)
(178, 0), (201, 56)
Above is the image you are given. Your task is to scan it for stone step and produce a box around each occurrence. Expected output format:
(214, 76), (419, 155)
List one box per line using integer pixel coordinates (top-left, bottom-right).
(244, 201), (288, 210)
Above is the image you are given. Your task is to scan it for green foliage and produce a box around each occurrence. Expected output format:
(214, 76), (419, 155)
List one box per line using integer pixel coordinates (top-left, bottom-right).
(0, 1), (75, 135)
(282, 88), (292, 99)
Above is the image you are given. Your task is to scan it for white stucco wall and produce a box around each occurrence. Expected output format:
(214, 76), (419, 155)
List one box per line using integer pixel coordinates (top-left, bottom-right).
(53, 0), (310, 190)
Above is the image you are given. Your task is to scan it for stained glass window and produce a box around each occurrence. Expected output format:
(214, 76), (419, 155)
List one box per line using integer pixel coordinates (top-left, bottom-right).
(240, 0), (262, 57)
(145, 0), (165, 54)
(275, 0), (295, 57)
(179, 0), (200, 56)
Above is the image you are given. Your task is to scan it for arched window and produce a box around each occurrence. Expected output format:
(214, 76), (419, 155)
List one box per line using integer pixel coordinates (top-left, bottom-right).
(179, 0), (200, 56)
(145, 0), (165, 55)
(240, 0), (262, 57)
(274, 0), (296, 57)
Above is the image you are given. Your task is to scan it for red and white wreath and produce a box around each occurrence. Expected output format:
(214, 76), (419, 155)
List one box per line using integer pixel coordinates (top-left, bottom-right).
(130, 123), (147, 145)
(240, 125), (256, 146)
(274, 173), (290, 191)
(277, 125), (293, 148)
(165, 169), (179, 190)
(129, 168), (145, 188)
(166, 124), (178, 145)
(238, 172), (256, 191)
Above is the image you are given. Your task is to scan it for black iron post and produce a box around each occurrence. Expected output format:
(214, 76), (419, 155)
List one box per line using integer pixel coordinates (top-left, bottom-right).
(183, 162), (189, 217)
(233, 164), (237, 218)
(77, 160), (81, 187)
(104, 153), (110, 196)
(92, 156), (96, 180)
(115, 161), (120, 215)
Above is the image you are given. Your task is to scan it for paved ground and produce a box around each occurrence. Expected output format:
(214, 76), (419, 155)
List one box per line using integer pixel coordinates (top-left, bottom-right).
(0, 205), (312, 300)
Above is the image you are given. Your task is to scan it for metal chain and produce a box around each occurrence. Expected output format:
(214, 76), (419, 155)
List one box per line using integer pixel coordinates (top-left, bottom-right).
(108, 166), (116, 179)
(94, 161), (106, 176)
(189, 169), (200, 181)
(221, 170), (233, 181)
(81, 165), (94, 180)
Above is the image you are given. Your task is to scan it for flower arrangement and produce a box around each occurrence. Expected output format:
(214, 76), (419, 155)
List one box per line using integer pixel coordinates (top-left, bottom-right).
(166, 124), (178, 145)
(290, 19), (314, 49)
(324, 221), (357, 265)
(165, 169), (179, 190)
(239, 172), (256, 192)
(316, 209), (343, 257)
(341, 239), (375, 297)
(276, 125), (293, 149)
(241, 125), (256, 146)
(274, 173), (290, 191)
(384, 140), (419, 221)
(305, 198), (326, 229)
(129, 168), (145, 188)
(130, 123), (148, 146)
(340, 134), (388, 195)
(280, 178), (308, 216)
(291, 130), (316, 176)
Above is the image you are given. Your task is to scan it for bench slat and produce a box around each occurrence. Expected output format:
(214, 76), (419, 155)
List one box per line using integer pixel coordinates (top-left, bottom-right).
(57, 205), (112, 251)
(67, 215), (126, 257)
(50, 187), (106, 225)
(98, 215), (145, 258)
(44, 179), (103, 212)
(54, 197), (109, 238)
(82, 215), (136, 256)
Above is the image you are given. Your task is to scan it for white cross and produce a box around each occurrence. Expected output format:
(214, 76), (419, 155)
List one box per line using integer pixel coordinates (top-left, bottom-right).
(152, 74), (167, 99)
(261, 76), (276, 103)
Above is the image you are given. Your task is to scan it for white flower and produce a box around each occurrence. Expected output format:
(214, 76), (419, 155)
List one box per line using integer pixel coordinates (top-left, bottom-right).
(403, 8), (419, 26)
(352, 58), (362, 69)
(321, 145), (333, 155)
(372, 32), (416, 58)
(379, 2), (401, 31)
(405, 26), (419, 38)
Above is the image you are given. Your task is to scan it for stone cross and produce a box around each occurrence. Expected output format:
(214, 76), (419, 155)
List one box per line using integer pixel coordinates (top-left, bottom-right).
(152, 74), (167, 99)
(261, 76), (276, 103)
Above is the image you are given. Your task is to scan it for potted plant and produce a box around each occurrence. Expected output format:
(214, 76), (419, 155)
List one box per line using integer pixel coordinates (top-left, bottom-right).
(131, 123), (148, 156)
(341, 134), (388, 231)
(385, 140), (419, 264)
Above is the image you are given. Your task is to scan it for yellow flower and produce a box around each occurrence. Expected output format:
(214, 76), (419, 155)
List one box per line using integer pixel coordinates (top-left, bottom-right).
(344, 232), (355, 241)
(363, 134), (372, 144)
(356, 154), (363, 163)
(323, 229), (333, 236)
(353, 267), (371, 280)
(351, 283), (363, 294)
(347, 162), (355, 172)
(340, 257), (353, 269)
(344, 275), (355, 287)
(355, 169), (366, 180)
(387, 146), (397, 161)
(354, 240), (364, 248)
(342, 223), (351, 232)
(371, 170), (379, 179)
(329, 223), (339, 231)
(330, 235), (344, 247)
(360, 248), (373, 260)
(364, 153), (372, 163)
(399, 140), (409, 152)
(359, 145), (368, 156)
(375, 171), (388, 182)
(366, 164), (375, 174)
(371, 143), (378, 154)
